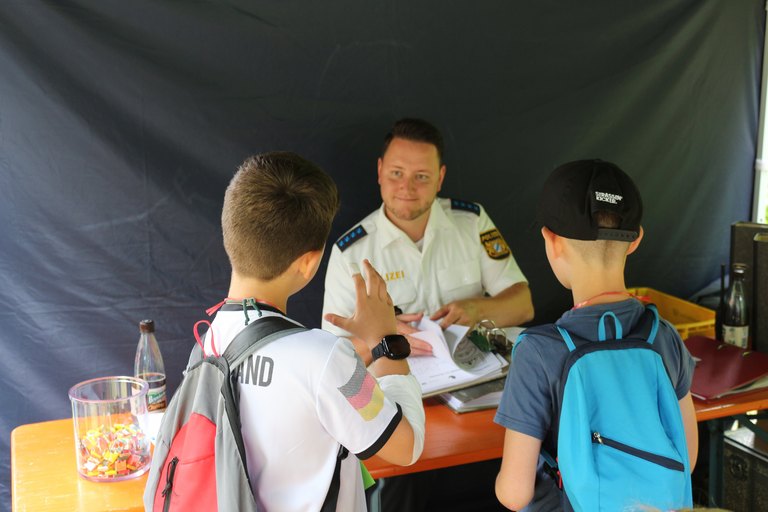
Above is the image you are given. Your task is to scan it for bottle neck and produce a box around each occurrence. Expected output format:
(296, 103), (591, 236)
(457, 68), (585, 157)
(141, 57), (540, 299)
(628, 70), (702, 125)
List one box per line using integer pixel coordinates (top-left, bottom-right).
(729, 276), (746, 293)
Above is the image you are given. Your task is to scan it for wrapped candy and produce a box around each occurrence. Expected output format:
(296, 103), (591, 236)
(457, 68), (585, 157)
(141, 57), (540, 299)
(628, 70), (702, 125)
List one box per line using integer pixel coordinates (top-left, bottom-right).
(77, 422), (150, 479)
(69, 376), (152, 482)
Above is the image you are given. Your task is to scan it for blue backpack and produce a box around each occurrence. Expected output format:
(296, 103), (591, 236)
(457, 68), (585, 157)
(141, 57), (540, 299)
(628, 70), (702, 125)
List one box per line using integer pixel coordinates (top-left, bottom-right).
(522, 305), (693, 512)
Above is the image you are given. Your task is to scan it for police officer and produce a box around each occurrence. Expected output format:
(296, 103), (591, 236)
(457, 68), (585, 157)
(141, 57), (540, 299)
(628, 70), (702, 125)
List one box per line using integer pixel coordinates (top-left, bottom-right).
(323, 118), (533, 346)
(321, 118), (534, 511)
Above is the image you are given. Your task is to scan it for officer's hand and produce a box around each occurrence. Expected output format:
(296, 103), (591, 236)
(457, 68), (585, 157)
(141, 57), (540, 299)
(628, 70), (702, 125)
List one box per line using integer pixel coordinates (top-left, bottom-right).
(394, 313), (433, 356)
(430, 299), (480, 330)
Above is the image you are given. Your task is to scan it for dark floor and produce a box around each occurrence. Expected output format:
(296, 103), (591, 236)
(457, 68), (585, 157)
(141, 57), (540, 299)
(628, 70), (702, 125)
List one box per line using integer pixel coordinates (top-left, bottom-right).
(374, 459), (507, 512)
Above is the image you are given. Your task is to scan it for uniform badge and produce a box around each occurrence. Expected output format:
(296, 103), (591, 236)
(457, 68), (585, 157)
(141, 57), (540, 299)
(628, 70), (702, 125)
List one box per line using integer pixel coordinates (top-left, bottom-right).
(450, 198), (481, 215)
(336, 225), (367, 252)
(480, 229), (511, 260)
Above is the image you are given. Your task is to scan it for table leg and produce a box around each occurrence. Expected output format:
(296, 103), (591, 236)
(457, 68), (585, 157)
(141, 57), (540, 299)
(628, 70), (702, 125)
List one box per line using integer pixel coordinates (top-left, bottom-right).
(707, 418), (724, 507)
(733, 413), (768, 444)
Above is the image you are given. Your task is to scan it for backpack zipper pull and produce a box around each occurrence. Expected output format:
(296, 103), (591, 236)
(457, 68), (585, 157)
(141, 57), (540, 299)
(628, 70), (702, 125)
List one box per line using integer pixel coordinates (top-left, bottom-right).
(592, 432), (604, 444)
(162, 456), (179, 497)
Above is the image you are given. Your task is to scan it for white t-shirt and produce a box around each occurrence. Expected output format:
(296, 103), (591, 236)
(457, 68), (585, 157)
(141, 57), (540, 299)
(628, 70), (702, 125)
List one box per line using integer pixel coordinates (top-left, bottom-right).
(322, 198), (528, 337)
(203, 308), (402, 512)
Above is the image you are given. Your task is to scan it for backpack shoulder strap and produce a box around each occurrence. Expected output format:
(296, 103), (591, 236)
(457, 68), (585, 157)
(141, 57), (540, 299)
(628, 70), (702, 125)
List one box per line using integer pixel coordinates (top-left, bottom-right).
(213, 316), (306, 490)
(612, 303), (660, 345)
(218, 316), (347, 511)
(511, 323), (559, 358)
(222, 316), (307, 367)
(641, 303), (660, 345)
(320, 445), (349, 512)
(555, 302), (661, 351)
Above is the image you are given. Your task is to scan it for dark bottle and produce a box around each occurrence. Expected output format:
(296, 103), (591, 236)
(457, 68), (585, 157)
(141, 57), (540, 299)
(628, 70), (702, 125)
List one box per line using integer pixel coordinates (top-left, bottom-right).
(715, 264), (726, 340)
(722, 264), (749, 349)
(134, 319), (167, 412)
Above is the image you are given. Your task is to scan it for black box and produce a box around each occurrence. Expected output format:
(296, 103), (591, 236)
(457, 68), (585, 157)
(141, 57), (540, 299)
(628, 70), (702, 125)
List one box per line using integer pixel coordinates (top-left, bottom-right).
(723, 426), (768, 512)
(730, 223), (768, 303)
(730, 222), (768, 351)
(754, 233), (768, 354)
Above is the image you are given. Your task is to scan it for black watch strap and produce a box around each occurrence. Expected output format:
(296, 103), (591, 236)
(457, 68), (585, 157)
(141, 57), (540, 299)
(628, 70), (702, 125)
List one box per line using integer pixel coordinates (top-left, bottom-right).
(371, 334), (410, 361)
(371, 343), (387, 361)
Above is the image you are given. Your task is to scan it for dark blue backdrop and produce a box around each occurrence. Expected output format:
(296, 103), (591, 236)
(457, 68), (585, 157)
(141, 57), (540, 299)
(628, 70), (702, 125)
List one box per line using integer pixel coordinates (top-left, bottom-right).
(0, 1), (763, 509)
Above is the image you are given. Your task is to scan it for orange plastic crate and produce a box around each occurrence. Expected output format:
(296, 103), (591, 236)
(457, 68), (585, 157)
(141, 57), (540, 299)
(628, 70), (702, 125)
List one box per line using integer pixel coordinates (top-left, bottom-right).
(628, 287), (715, 340)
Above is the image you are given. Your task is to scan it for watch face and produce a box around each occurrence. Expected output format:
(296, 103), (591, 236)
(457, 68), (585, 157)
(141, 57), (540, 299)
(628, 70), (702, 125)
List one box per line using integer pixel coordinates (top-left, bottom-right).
(382, 334), (410, 359)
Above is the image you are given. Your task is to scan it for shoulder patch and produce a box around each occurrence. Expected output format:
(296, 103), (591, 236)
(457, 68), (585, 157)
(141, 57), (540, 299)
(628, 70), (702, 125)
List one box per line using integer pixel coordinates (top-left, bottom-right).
(450, 198), (481, 215)
(336, 225), (367, 252)
(480, 229), (510, 260)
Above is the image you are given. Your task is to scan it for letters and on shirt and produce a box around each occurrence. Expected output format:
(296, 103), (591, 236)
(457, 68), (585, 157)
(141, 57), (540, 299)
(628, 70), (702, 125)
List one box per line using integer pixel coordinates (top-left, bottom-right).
(322, 198), (527, 337)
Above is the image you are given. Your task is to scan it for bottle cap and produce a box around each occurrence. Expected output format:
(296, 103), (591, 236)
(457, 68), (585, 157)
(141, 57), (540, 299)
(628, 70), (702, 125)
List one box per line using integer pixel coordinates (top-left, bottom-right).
(139, 319), (155, 333)
(732, 263), (748, 275)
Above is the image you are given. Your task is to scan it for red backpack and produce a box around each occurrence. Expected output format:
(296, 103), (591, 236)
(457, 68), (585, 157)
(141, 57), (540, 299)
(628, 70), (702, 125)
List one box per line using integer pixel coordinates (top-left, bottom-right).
(143, 316), (347, 511)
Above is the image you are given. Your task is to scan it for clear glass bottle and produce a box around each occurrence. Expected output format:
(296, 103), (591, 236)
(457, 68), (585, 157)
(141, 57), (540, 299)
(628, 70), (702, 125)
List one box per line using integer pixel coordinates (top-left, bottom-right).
(134, 319), (167, 412)
(722, 264), (749, 348)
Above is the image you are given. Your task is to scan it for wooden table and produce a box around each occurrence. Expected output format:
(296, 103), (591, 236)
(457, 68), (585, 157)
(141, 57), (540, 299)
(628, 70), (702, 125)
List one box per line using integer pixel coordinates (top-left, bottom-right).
(365, 391), (768, 478)
(12, 392), (768, 511)
(366, 398), (502, 478)
(11, 418), (147, 512)
(693, 387), (768, 422)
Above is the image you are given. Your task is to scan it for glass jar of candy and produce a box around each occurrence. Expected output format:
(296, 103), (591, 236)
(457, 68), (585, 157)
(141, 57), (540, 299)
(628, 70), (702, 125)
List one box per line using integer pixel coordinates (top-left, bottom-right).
(68, 376), (151, 481)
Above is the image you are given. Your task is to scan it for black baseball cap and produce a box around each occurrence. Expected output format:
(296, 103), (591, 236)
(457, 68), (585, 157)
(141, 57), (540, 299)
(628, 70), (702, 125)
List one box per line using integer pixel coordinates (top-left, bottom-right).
(536, 159), (642, 242)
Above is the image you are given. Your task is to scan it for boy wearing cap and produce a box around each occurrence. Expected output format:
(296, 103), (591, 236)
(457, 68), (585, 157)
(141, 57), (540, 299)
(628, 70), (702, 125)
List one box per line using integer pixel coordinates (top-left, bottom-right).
(493, 159), (698, 511)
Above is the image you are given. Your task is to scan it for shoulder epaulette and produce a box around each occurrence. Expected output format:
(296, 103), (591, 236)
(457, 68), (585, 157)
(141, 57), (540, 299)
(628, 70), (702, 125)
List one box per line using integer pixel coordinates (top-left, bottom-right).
(335, 225), (367, 252)
(450, 198), (481, 215)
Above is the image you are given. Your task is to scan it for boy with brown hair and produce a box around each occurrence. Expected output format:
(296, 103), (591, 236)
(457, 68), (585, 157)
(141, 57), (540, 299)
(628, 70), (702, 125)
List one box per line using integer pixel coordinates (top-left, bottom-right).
(203, 152), (425, 510)
(494, 159), (698, 511)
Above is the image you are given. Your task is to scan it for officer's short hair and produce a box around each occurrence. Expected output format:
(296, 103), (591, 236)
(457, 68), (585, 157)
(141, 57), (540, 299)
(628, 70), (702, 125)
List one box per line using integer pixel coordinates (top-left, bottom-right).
(222, 151), (340, 281)
(382, 118), (445, 164)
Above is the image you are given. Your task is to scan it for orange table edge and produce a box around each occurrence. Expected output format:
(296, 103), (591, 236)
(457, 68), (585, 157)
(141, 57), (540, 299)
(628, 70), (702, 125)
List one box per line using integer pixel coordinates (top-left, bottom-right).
(366, 393), (768, 478)
(692, 387), (768, 422)
(366, 399), (502, 478)
(12, 391), (768, 511)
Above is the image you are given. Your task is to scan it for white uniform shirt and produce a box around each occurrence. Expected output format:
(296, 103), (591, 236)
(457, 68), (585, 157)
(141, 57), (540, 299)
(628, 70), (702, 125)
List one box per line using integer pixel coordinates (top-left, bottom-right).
(202, 308), (406, 512)
(322, 198), (527, 337)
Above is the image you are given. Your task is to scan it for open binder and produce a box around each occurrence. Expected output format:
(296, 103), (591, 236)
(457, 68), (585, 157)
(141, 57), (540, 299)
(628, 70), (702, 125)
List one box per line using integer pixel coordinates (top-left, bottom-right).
(685, 335), (768, 401)
(407, 318), (509, 397)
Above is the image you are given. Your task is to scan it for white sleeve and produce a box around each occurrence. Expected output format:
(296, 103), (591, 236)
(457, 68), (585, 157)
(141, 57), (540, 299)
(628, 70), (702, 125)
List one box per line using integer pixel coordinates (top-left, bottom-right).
(321, 244), (356, 337)
(477, 205), (527, 296)
(316, 339), (402, 458)
(376, 374), (425, 465)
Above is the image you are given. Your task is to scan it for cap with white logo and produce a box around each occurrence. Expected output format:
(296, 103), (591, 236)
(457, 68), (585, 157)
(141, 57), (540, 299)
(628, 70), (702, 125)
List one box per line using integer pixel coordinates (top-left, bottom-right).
(536, 159), (642, 241)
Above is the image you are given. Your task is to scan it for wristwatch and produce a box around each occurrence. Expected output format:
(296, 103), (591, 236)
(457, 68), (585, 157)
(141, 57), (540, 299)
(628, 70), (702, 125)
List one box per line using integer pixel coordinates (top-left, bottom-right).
(371, 334), (411, 361)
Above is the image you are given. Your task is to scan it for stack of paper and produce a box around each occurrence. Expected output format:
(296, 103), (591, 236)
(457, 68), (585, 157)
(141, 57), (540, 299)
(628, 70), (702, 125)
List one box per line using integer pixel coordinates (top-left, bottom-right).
(438, 376), (506, 413)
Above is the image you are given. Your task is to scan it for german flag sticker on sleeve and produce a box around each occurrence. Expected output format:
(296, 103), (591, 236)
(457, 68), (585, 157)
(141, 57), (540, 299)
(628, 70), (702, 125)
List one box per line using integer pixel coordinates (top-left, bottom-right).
(480, 229), (511, 260)
(338, 358), (385, 421)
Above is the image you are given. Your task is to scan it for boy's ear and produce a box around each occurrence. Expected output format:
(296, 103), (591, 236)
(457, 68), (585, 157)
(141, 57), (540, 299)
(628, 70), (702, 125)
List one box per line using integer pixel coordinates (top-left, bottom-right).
(296, 249), (324, 280)
(626, 226), (644, 255)
(541, 226), (563, 257)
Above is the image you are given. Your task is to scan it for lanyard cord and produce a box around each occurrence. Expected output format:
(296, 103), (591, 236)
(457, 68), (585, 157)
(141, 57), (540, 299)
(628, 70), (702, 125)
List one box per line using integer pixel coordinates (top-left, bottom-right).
(572, 290), (649, 310)
(195, 297), (283, 357)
